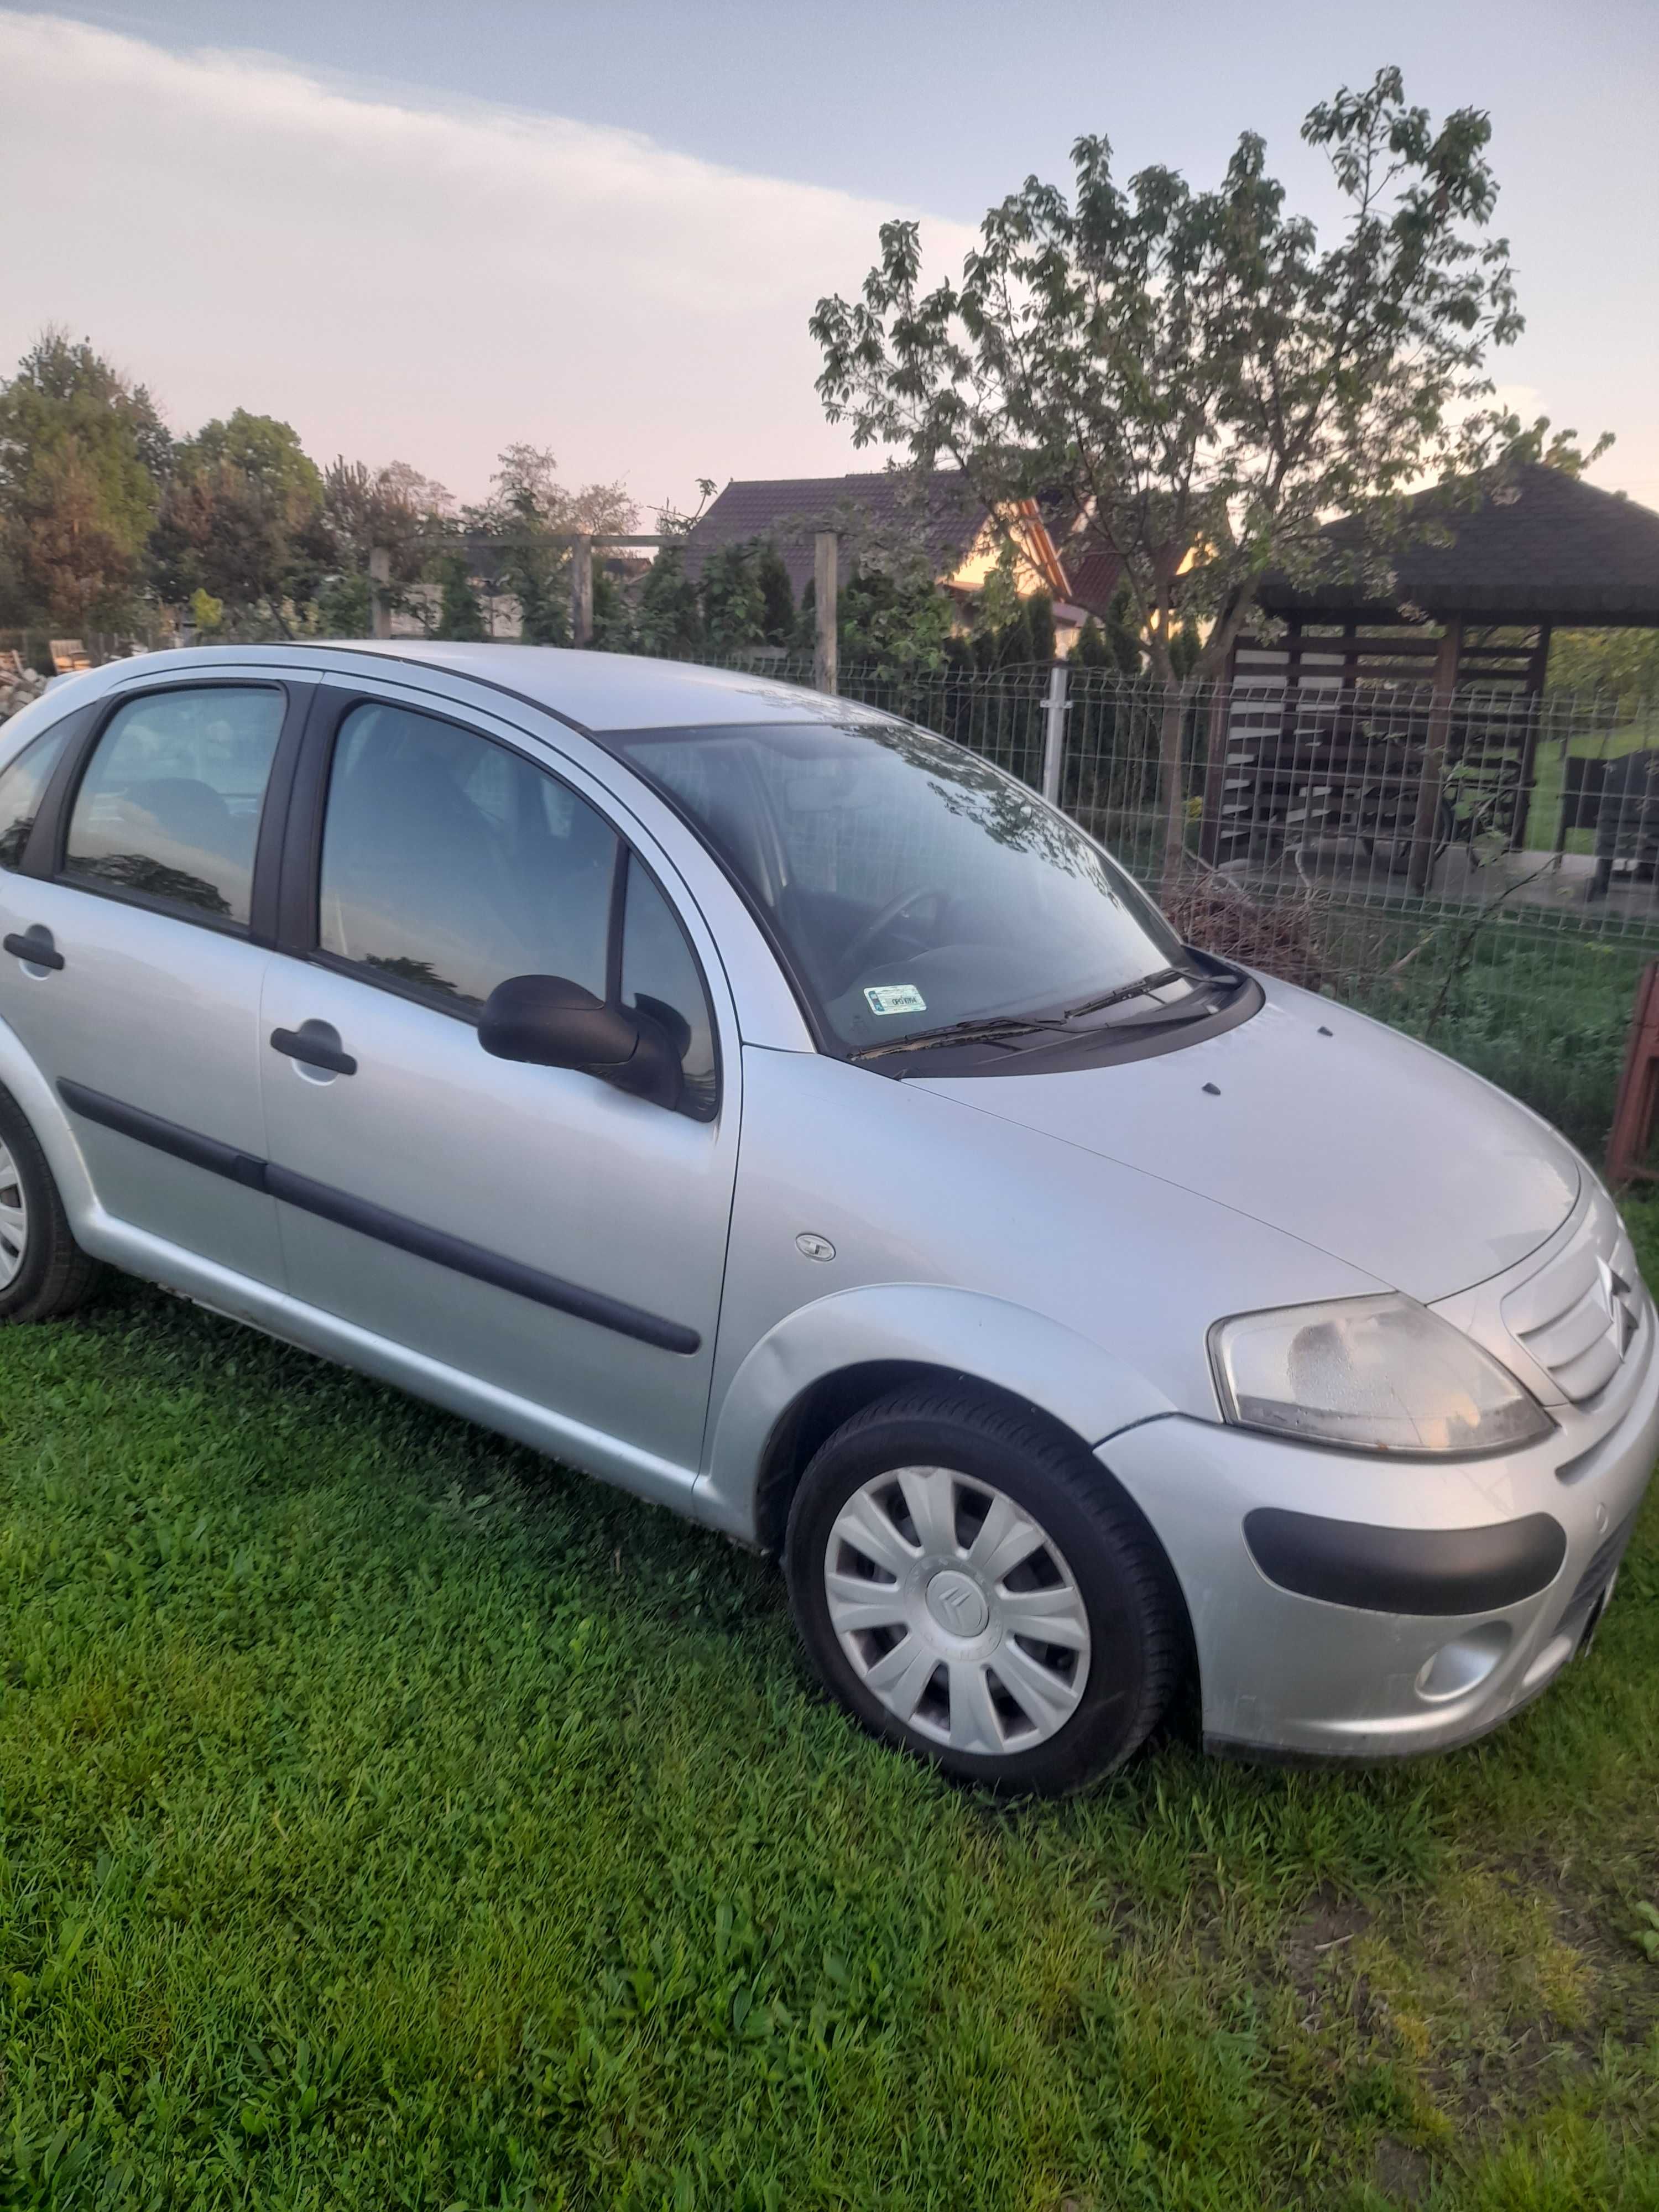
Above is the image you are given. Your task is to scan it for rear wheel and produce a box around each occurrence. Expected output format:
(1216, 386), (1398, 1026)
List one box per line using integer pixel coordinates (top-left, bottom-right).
(784, 1385), (1181, 1794)
(0, 1083), (101, 1324)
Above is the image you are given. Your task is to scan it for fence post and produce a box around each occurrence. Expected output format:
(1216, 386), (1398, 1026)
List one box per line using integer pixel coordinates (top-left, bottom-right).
(1041, 661), (1068, 804)
(1407, 619), (1463, 893)
(368, 545), (392, 639)
(814, 532), (838, 696)
(1157, 679), (1191, 898)
(1608, 961), (1659, 1183)
(571, 535), (594, 648)
(1197, 679), (1232, 863)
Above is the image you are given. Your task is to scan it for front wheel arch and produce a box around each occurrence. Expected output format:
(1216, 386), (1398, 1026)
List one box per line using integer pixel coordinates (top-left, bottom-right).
(754, 1360), (1061, 1555)
(753, 1364), (1195, 1689)
(784, 1379), (1192, 1788)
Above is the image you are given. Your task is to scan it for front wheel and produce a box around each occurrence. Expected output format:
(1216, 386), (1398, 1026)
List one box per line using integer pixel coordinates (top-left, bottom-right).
(784, 1385), (1182, 1794)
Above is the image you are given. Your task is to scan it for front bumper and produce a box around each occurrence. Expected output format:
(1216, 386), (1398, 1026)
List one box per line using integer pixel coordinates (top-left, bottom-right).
(1099, 1295), (1659, 1762)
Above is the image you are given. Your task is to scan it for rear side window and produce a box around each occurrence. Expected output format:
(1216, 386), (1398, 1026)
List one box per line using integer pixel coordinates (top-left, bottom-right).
(319, 702), (619, 1009)
(0, 721), (74, 872)
(64, 686), (285, 925)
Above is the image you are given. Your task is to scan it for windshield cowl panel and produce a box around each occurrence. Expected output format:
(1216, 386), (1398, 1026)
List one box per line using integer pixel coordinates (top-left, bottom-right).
(883, 968), (1266, 1078)
(605, 716), (1201, 1063)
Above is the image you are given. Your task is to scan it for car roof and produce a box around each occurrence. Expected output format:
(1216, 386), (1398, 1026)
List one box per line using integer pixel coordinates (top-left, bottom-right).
(101, 642), (892, 736)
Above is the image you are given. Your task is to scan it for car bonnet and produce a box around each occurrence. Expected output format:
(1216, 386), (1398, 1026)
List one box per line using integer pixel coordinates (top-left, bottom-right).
(911, 975), (1580, 1304)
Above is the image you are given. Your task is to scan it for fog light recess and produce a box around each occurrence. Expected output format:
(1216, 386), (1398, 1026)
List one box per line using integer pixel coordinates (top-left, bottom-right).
(1415, 1622), (1512, 1703)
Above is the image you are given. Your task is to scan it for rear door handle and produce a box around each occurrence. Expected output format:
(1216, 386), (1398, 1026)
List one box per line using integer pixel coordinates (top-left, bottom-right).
(270, 1025), (358, 1076)
(4, 927), (64, 972)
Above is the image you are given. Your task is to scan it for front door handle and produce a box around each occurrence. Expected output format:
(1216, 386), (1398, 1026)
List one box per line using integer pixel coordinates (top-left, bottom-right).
(270, 1024), (358, 1076)
(4, 926), (64, 972)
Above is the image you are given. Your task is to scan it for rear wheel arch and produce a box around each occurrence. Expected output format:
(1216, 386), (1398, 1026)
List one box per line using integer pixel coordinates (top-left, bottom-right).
(0, 1077), (102, 1322)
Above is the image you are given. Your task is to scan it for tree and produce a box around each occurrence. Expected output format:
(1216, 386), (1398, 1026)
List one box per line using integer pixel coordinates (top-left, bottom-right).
(0, 331), (163, 626)
(812, 67), (1528, 877)
(435, 553), (487, 640)
(590, 560), (638, 651)
(316, 457), (452, 636)
(700, 540), (768, 653)
(813, 69), (1525, 685)
(153, 411), (325, 635)
(1547, 630), (1659, 702)
(1073, 583), (1143, 674)
(635, 547), (703, 659)
(754, 542), (795, 645)
(462, 446), (641, 648)
(836, 566), (957, 670)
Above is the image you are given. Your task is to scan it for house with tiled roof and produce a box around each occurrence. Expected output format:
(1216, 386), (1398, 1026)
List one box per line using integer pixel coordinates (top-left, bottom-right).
(681, 468), (1124, 649)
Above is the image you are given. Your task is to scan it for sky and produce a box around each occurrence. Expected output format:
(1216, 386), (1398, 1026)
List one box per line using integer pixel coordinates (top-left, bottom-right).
(2, 1), (1656, 517)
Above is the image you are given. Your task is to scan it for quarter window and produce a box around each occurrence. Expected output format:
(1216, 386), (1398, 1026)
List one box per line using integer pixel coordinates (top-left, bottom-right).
(0, 722), (74, 872)
(622, 862), (718, 1120)
(64, 686), (285, 925)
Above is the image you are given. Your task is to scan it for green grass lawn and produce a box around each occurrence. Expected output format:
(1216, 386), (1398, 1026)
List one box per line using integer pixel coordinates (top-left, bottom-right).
(1525, 714), (1658, 859)
(1332, 914), (1657, 1155)
(2, 1240), (1657, 2210)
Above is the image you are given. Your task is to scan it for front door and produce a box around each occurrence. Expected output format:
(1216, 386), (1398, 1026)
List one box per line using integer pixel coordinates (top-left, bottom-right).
(0, 676), (306, 1288)
(257, 685), (738, 1494)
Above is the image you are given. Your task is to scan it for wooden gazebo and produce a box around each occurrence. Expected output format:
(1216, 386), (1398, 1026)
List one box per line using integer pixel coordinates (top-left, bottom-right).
(1202, 467), (1659, 890)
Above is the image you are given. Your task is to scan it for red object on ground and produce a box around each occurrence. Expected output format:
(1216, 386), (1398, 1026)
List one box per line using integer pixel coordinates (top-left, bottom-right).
(1606, 961), (1659, 1184)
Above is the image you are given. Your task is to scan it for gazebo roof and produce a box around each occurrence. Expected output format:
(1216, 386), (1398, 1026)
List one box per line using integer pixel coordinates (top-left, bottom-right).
(1258, 465), (1659, 629)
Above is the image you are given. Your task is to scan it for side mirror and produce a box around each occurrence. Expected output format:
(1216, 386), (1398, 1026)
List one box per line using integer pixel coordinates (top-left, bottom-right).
(478, 975), (681, 1109)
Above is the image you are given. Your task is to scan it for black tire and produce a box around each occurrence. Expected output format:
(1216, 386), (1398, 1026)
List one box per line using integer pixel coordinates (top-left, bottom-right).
(784, 1384), (1182, 1796)
(0, 1082), (102, 1324)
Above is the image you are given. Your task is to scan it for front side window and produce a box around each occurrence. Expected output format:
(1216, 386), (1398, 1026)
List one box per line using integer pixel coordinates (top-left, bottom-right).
(319, 703), (618, 1007)
(610, 718), (1188, 1056)
(64, 685), (284, 924)
(0, 721), (74, 872)
(318, 703), (719, 1118)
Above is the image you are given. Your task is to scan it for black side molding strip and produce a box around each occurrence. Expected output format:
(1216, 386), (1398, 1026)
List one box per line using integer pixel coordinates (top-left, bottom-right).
(56, 1079), (700, 1355)
(261, 1162), (700, 1354)
(59, 1079), (267, 1189)
(1243, 1505), (1567, 1616)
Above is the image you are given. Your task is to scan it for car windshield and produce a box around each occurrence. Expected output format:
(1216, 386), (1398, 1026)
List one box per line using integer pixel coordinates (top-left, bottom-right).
(608, 718), (1188, 1057)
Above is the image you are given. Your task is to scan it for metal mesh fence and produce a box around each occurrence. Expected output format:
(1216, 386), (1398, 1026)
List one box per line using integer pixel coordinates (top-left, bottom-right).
(10, 628), (1653, 1151)
(712, 655), (1659, 1151)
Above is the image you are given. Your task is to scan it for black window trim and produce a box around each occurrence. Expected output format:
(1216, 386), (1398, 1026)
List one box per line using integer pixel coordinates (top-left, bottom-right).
(279, 685), (724, 1117)
(20, 676), (314, 946)
(0, 705), (95, 879)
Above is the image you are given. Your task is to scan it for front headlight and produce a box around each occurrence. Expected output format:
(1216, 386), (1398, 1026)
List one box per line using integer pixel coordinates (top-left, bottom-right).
(1209, 1293), (1554, 1457)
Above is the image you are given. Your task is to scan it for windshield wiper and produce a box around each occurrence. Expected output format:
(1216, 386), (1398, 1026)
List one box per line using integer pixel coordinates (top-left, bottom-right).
(851, 963), (1241, 1065)
(1057, 964), (1215, 1022)
(850, 1011), (1075, 1063)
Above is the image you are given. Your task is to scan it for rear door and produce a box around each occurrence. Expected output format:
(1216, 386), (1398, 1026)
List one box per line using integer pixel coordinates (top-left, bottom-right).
(0, 674), (309, 1287)
(256, 676), (740, 1494)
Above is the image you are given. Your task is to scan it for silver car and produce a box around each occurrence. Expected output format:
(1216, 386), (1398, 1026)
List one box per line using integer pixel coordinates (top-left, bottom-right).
(0, 644), (1651, 1793)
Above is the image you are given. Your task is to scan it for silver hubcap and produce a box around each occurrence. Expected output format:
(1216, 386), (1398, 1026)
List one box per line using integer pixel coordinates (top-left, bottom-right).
(824, 1465), (1091, 1755)
(0, 1139), (27, 1289)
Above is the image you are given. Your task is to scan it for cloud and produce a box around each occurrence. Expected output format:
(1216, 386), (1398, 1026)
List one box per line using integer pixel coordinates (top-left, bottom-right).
(0, 11), (973, 504)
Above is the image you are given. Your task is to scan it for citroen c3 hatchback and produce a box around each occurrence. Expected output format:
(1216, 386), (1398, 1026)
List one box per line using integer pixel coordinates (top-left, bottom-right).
(0, 644), (1651, 1793)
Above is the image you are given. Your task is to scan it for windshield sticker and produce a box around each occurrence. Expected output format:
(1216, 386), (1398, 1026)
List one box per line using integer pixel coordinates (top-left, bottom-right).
(864, 984), (926, 1016)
